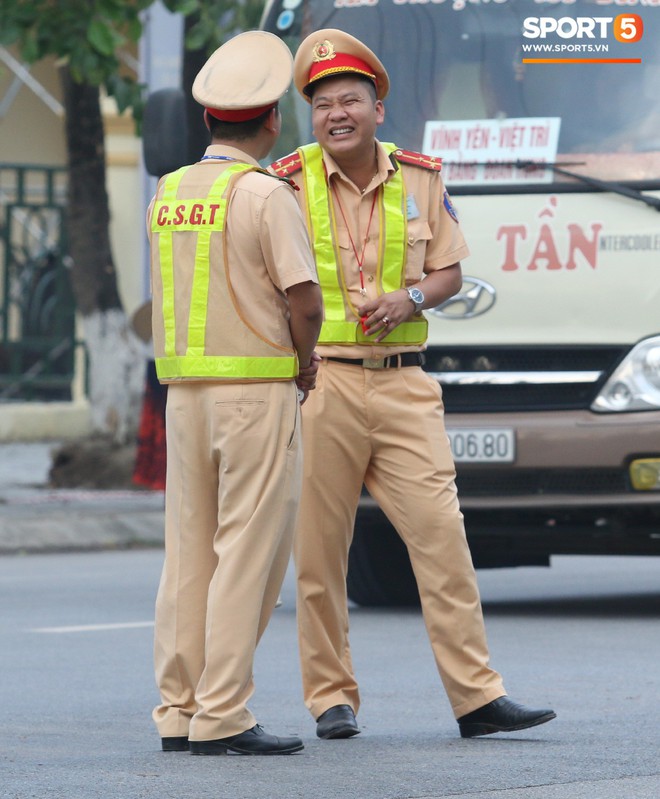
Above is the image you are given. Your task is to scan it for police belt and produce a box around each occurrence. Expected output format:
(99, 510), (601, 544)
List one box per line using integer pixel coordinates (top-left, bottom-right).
(326, 353), (426, 370)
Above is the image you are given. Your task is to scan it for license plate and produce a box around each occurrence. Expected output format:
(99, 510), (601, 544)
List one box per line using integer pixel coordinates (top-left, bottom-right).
(447, 428), (515, 463)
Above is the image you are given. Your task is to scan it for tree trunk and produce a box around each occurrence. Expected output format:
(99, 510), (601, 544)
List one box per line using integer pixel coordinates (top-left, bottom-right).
(60, 68), (121, 316)
(60, 68), (146, 444)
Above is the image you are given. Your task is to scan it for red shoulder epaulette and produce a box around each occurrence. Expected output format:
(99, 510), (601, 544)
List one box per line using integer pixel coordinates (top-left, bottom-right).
(392, 149), (442, 172)
(269, 151), (303, 178)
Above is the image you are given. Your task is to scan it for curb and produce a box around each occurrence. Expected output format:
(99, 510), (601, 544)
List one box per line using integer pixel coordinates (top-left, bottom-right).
(0, 491), (165, 555)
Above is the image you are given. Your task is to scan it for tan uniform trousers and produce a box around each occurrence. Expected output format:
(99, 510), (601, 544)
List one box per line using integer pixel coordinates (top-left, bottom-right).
(153, 380), (302, 741)
(294, 359), (506, 721)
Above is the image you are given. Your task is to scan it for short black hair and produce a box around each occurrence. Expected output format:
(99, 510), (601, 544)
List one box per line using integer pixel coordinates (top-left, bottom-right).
(308, 74), (377, 102)
(207, 103), (278, 142)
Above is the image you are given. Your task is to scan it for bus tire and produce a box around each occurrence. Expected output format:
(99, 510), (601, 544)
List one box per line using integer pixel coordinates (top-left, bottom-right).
(142, 88), (189, 178)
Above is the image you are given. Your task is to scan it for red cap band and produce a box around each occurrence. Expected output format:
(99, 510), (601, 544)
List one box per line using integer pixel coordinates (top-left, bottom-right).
(305, 54), (377, 94)
(205, 103), (276, 122)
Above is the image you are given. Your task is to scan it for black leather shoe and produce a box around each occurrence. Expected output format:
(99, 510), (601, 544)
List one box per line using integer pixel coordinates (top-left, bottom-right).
(316, 705), (360, 739)
(161, 736), (189, 751)
(189, 724), (303, 755)
(458, 696), (556, 738)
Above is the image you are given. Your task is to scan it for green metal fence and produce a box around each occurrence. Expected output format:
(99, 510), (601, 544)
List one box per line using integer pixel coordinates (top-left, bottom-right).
(0, 163), (81, 401)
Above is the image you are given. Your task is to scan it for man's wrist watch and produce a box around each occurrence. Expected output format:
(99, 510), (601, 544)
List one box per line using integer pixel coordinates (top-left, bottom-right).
(406, 286), (425, 312)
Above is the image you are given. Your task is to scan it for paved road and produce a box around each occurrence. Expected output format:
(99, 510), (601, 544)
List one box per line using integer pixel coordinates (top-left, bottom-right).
(1, 549), (658, 799)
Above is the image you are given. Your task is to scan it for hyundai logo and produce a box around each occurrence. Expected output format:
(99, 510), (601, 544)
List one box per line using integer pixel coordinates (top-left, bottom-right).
(428, 276), (497, 320)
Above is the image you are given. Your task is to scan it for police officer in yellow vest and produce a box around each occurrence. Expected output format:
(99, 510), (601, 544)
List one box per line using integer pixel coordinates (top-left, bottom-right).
(148, 31), (323, 756)
(270, 29), (556, 740)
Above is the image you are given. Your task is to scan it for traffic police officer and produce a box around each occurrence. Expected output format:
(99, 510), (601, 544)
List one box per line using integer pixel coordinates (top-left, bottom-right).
(271, 29), (556, 740)
(148, 31), (322, 755)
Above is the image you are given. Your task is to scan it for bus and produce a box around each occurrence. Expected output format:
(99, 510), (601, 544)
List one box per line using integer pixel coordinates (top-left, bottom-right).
(260, 0), (660, 605)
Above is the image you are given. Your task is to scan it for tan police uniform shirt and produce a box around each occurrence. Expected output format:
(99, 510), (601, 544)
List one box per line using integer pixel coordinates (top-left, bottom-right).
(289, 139), (469, 360)
(147, 144), (318, 380)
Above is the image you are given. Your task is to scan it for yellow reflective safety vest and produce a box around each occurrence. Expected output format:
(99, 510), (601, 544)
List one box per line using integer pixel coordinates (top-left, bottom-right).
(150, 162), (298, 382)
(297, 142), (428, 346)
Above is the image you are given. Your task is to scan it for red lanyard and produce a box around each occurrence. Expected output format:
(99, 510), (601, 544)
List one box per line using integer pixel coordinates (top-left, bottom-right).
(331, 182), (379, 297)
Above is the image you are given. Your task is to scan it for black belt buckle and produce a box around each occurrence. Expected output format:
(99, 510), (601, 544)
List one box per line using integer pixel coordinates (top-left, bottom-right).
(326, 353), (424, 368)
(368, 353), (424, 369)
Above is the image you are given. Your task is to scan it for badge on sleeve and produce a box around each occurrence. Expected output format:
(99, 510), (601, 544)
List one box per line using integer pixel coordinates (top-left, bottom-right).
(443, 190), (459, 222)
(406, 193), (420, 220)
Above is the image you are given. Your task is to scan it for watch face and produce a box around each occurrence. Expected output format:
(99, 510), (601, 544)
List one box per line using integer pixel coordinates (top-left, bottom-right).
(409, 288), (424, 305)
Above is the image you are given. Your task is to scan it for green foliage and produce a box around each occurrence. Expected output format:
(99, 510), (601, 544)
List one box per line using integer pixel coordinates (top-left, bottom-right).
(0, 0), (259, 121)
(181, 0), (266, 55)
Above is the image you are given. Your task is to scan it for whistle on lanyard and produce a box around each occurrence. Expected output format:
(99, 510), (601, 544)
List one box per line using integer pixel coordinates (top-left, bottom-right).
(360, 315), (369, 334)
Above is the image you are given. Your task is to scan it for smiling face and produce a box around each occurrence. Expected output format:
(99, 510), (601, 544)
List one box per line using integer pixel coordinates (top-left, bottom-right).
(310, 75), (385, 165)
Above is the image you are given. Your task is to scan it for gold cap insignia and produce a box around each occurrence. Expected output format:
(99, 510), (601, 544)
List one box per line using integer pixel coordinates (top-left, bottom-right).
(312, 40), (336, 63)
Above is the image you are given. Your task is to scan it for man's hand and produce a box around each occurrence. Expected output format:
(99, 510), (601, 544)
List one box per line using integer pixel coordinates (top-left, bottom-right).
(357, 290), (414, 343)
(296, 351), (322, 402)
(357, 265), (462, 343)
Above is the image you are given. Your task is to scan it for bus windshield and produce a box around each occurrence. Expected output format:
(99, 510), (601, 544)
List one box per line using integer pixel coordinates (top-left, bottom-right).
(261, 0), (660, 190)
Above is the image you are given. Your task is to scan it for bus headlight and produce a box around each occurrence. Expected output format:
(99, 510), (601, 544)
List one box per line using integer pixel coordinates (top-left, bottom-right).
(592, 336), (660, 412)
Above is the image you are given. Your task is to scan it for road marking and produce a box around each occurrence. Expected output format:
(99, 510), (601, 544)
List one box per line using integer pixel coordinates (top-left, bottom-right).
(31, 621), (154, 633)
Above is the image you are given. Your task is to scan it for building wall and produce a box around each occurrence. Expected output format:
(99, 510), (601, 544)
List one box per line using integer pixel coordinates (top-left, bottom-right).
(103, 105), (147, 321)
(1, 52), (148, 440)
(0, 57), (67, 165)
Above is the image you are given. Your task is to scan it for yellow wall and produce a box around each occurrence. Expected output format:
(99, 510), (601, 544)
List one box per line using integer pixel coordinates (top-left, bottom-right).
(103, 102), (146, 319)
(0, 57), (66, 165)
